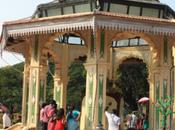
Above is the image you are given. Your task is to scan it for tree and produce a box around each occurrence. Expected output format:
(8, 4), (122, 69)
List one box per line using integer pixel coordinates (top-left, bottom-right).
(116, 58), (149, 111)
(0, 63), (24, 112)
(46, 61), (55, 102)
(67, 56), (87, 109)
(0, 56), (87, 112)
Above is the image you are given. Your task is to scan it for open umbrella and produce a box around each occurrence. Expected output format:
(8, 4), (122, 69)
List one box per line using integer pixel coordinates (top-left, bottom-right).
(138, 97), (149, 103)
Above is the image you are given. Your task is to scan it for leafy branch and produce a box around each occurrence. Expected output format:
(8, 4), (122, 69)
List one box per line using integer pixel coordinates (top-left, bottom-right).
(153, 96), (175, 130)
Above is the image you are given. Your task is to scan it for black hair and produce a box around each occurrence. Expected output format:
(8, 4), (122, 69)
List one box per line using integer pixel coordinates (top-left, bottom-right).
(50, 100), (56, 106)
(41, 102), (47, 108)
(69, 104), (75, 111)
(112, 109), (117, 115)
(57, 108), (64, 120)
(142, 113), (146, 117)
(1, 103), (8, 108)
(53, 104), (57, 110)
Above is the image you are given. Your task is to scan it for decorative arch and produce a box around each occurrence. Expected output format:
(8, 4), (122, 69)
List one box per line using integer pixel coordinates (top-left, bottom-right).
(45, 31), (88, 47)
(114, 55), (151, 80)
(116, 55), (149, 69)
(114, 56), (150, 116)
(107, 31), (159, 68)
(108, 31), (156, 48)
(42, 30), (90, 67)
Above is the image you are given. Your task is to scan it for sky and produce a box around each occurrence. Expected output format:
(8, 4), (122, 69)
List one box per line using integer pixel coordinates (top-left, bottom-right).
(0, 0), (52, 68)
(0, 0), (175, 68)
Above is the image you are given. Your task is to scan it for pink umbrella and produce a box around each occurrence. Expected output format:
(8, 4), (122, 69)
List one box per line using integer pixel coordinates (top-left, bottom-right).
(138, 97), (149, 103)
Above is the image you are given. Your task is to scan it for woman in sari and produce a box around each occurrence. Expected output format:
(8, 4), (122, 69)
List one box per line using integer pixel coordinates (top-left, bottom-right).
(66, 104), (80, 130)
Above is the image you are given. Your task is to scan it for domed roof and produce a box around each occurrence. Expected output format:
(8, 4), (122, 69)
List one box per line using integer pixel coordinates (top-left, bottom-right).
(32, 0), (175, 19)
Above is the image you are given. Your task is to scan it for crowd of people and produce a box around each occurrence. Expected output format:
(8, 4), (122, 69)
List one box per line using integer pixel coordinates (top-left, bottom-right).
(124, 112), (149, 130)
(104, 102), (149, 130)
(0, 100), (149, 130)
(40, 100), (80, 130)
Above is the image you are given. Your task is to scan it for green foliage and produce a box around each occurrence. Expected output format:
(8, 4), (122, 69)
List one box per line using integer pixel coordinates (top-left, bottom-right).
(116, 59), (149, 111)
(0, 63), (24, 113)
(67, 60), (86, 109)
(0, 57), (87, 113)
(154, 96), (175, 129)
(46, 56), (87, 109)
(46, 61), (55, 102)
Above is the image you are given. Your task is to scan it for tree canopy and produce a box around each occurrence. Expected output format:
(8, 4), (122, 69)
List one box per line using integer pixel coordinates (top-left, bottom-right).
(67, 56), (87, 109)
(0, 57), (149, 113)
(0, 63), (24, 113)
(116, 58), (149, 111)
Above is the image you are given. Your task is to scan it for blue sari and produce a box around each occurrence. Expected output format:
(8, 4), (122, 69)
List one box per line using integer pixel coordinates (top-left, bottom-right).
(66, 110), (80, 130)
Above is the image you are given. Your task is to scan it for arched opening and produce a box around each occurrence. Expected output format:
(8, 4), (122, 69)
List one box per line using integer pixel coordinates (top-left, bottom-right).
(42, 31), (88, 113)
(112, 37), (148, 48)
(67, 55), (87, 110)
(44, 31), (87, 102)
(107, 33), (152, 129)
(54, 32), (87, 109)
(55, 33), (85, 45)
(117, 58), (149, 113)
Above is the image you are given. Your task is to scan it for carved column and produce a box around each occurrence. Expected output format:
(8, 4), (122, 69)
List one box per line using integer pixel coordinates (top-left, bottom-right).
(54, 64), (63, 108)
(22, 62), (30, 125)
(83, 29), (108, 130)
(39, 66), (47, 104)
(84, 62), (108, 130)
(27, 35), (42, 128)
(151, 36), (172, 130)
(172, 45), (175, 130)
(150, 68), (160, 130)
(57, 44), (69, 111)
(151, 67), (170, 130)
(161, 36), (172, 129)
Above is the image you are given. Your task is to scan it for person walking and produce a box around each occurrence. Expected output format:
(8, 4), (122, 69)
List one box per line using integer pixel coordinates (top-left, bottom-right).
(0, 103), (11, 129)
(66, 104), (80, 130)
(128, 112), (137, 130)
(55, 108), (66, 130)
(105, 103), (121, 130)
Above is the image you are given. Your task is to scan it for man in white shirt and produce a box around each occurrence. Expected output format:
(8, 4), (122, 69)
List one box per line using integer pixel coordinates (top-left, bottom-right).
(3, 112), (11, 129)
(128, 112), (137, 130)
(0, 104), (11, 129)
(105, 104), (121, 130)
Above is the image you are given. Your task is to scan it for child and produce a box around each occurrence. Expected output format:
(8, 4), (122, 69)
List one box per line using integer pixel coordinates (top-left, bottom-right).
(55, 108), (65, 130)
